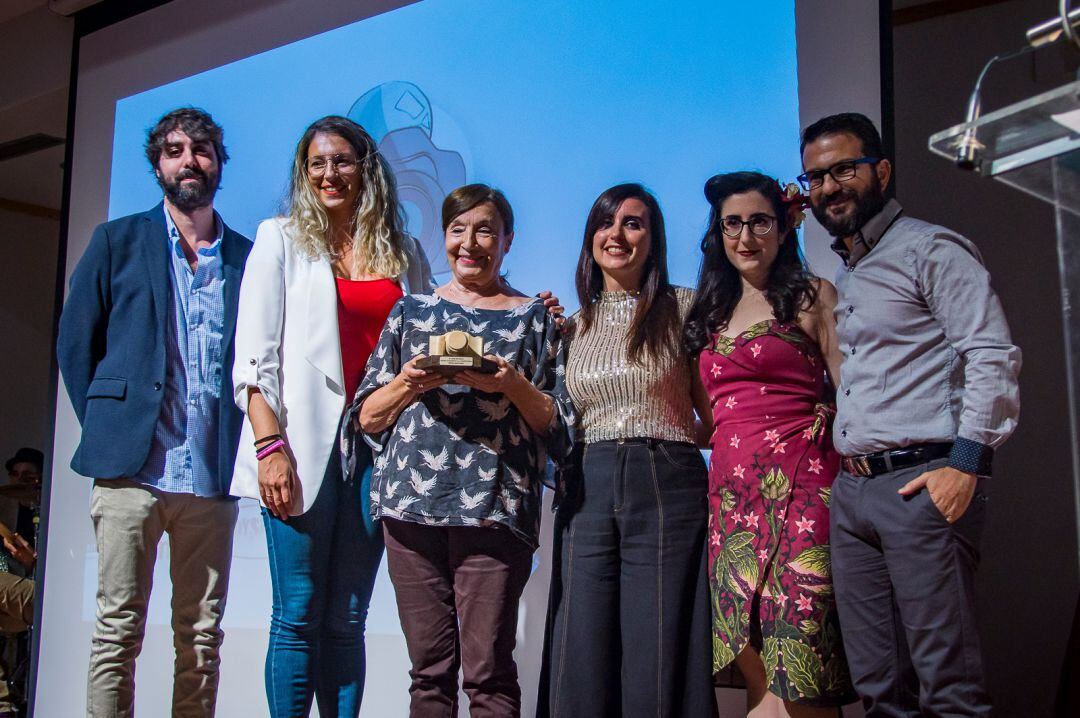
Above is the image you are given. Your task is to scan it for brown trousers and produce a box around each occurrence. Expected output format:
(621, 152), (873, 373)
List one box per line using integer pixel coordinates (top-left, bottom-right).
(382, 518), (532, 718)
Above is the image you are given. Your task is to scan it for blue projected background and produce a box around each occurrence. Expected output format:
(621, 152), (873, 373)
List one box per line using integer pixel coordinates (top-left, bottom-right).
(99, 1), (802, 714)
(109, 0), (802, 303)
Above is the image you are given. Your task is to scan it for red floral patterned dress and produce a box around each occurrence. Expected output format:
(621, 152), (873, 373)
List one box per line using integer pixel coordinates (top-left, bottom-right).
(700, 319), (855, 706)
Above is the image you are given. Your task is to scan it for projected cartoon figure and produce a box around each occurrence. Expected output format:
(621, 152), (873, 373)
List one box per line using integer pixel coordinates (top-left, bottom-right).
(348, 81), (466, 275)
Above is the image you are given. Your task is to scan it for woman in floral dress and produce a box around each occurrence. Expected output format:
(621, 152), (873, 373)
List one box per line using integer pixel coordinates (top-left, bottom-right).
(684, 172), (856, 715)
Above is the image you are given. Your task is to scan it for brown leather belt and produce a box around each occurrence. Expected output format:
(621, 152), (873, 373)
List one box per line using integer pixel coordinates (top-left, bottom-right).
(841, 442), (952, 477)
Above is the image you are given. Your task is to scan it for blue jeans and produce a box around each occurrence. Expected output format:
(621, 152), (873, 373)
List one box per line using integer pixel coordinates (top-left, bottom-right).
(262, 444), (383, 718)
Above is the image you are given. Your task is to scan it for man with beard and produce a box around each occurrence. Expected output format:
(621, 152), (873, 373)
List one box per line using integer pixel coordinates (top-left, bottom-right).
(799, 112), (1020, 717)
(57, 107), (251, 717)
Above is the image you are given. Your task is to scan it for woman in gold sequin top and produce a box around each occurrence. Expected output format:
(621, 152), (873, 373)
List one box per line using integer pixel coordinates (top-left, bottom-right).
(538, 183), (715, 717)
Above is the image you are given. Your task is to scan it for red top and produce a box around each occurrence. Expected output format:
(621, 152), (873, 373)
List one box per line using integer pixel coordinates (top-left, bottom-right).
(336, 277), (403, 401)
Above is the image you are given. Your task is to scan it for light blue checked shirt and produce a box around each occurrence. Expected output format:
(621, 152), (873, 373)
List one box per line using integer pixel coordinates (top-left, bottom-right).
(134, 204), (226, 495)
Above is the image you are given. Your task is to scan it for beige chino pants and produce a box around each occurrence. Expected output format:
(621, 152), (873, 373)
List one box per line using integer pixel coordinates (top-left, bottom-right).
(0, 572), (34, 715)
(0, 573), (33, 634)
(87, 478), (236, 718)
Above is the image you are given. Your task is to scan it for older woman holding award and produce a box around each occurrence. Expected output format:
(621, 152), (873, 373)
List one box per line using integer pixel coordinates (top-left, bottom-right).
(350, 183), (570, 716)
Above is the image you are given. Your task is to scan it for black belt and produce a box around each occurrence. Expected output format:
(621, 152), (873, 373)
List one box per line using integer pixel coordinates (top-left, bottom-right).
(841, 442), (952, 477)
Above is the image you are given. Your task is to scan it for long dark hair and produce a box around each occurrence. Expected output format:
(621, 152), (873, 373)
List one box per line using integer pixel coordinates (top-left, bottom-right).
(575, 183), (681, 364)
(683, 171), (817, 356)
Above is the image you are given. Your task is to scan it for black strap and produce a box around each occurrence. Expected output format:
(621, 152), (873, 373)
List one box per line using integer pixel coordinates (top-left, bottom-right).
(843, 442), (952, 477)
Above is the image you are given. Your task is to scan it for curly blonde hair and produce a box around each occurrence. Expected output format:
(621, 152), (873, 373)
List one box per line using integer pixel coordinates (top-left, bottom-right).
(286, 115), (407, 278)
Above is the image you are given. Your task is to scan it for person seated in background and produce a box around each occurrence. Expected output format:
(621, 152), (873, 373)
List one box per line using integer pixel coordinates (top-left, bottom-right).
(0, 540), (33, 718)
(1, 448), (42, 564)
(0, 446), (42, 627)
(352, 184), (572, 717)
(0, 448), (39, 718)
(0, 532), (34, 635)
(4, 449), (41, 490)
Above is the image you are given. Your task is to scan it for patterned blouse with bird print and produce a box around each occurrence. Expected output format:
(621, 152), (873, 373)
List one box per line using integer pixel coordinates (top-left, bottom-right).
(351, 293), (570, 548)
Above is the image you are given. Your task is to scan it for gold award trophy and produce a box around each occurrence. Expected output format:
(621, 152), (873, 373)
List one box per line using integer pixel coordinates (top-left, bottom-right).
(415, 330), (498, 376)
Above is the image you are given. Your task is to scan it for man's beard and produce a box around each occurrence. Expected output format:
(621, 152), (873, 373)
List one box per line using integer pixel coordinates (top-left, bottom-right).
(810, 179), (886, 238)
(158, 167), (219, 211)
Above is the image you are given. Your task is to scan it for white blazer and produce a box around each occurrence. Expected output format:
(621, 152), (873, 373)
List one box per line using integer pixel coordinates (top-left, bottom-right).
(230, 217), (435, 514)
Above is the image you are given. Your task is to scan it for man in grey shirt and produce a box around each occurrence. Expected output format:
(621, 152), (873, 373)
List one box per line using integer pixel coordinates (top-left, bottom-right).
(799, 112), (1020, 717)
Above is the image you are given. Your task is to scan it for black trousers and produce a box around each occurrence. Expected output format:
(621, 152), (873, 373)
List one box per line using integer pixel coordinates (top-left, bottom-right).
(830, 457), (991, 717)
(539, 439), (714, 718)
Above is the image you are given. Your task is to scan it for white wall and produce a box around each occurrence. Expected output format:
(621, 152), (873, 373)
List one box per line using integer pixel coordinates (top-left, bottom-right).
(796, 0), (882, 281)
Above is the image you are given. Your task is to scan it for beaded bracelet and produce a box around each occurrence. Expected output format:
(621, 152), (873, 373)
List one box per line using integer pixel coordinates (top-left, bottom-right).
(256, 439), (286, 461)
(254, 433), (282, 447)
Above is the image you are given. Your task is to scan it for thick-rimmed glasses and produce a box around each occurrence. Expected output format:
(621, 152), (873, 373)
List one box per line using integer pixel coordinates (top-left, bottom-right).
(305, 154), (358, 177)
(720, 214), (776, 238)
(796, 156), (879, 191)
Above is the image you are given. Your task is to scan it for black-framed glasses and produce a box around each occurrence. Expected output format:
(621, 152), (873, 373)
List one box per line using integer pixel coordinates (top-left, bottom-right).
(720, 214), (776, 238)
(305, 154), (359, 177)
(796, 156), (879, 191)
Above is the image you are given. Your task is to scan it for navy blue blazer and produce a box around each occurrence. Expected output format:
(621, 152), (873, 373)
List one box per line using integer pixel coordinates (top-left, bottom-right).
(57, 203), (252, 492)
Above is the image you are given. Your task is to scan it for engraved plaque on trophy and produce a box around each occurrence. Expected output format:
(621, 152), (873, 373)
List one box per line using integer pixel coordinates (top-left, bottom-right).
(415, 329), (498, 375)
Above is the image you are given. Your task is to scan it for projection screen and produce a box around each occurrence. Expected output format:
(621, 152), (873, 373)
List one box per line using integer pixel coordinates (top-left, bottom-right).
(38, 1), (884, 715)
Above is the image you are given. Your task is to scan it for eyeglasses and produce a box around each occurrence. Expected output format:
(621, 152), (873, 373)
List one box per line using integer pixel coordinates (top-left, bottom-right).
(305, 154), (358, 177)
(720, 214), (776, 238)
(796, 157), (879, 191)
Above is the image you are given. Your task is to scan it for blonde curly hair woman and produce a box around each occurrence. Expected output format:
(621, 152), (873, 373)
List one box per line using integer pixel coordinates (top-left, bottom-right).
(231, 115), (433, 717)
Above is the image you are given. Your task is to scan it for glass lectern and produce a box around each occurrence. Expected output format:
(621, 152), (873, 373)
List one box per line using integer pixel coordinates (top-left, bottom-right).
(929, 80), (1080, 572)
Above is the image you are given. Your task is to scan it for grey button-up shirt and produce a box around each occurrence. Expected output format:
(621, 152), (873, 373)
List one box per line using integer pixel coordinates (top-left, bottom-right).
(831, 199), (1021, 474)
